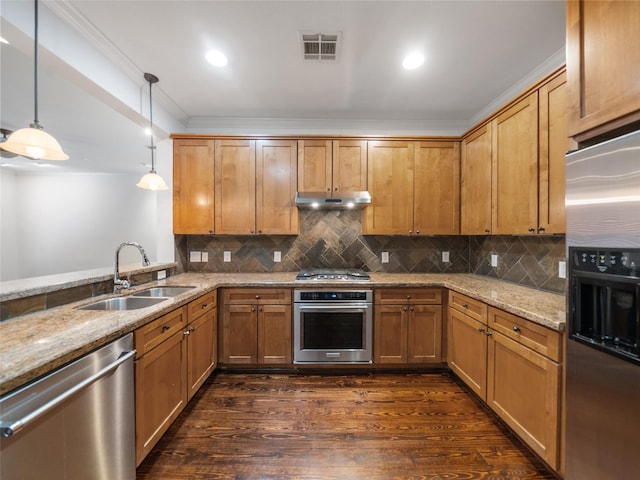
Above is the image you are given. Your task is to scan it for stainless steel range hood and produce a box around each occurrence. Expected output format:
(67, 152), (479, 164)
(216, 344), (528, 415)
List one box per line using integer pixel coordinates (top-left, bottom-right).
(295, 191), (371, 209)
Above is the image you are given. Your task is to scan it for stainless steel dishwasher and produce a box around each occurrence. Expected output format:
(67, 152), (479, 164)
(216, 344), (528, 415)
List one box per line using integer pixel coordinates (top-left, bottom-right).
(0, 333), (136, 480)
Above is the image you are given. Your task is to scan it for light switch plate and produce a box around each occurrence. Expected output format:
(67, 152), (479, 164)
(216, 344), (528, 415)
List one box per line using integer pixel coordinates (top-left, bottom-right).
(274, 251), (281, 262)
(558, 261), (566, 279)
(442, 251), (450, 263)
(223, 251), (231, 262)
(381, 251), (389, 263)
(190, 251), (202, 263)
(490, 254), (498, 267)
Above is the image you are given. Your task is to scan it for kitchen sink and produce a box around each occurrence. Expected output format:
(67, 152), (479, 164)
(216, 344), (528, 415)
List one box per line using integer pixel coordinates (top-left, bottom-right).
(78, 296), (168, 311)
(131, 286), (196, 298)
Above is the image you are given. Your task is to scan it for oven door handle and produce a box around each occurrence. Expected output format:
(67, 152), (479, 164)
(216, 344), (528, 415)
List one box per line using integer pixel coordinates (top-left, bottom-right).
(297, 304), (370, 310)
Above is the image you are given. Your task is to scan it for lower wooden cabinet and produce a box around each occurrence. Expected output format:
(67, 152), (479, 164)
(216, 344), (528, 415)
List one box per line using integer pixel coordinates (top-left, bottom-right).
(220, 288), (292, 365)
(134, 291), (217, 465)
(447, 293), (562, 471)
(374, 288), (443, 364)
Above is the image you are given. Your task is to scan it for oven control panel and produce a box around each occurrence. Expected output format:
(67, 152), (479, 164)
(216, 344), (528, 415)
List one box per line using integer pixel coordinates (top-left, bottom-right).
(294, 290), (373, 302)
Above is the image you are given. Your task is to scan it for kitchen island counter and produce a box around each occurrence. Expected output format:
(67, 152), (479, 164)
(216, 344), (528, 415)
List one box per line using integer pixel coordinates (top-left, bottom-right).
(0, 272), (565, 395)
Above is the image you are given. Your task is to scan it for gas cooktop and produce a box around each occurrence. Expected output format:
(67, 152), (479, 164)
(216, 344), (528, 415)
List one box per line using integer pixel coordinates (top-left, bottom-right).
(295, 268), (371, 281)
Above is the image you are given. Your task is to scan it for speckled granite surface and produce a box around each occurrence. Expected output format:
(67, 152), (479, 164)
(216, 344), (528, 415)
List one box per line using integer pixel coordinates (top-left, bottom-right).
(0, 272), (566, 396)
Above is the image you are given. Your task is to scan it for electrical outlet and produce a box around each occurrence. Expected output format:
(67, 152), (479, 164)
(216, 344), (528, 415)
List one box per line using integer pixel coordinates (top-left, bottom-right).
(559, 261), (566, 279)
(381, 251), (389, 263)
(490, 254), (498, 267)
(156, 270), (166, 280)
(189, 251), (202, 262)
(202, 252), (209, 262)
(274, 251), (281, 262)
(442, 251), (450, 263)
(223, 251), (231, 262)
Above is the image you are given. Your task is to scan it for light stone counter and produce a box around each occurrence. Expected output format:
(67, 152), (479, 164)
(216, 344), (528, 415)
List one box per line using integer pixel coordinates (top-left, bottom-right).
(0, 272), (565, 396)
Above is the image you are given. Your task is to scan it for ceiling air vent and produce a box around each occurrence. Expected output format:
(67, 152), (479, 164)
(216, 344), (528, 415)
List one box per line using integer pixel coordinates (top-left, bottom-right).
(301, 32), (341, 61)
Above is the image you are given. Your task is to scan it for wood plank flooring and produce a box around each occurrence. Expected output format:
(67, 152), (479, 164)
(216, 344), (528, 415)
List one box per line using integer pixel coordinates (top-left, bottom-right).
(137, 372), (556, 479)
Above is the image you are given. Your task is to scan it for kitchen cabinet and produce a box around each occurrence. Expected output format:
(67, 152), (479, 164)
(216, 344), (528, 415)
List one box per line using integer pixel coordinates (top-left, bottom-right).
(460, 68), (568, 235)
(447, 292), (562, 471)
(220, 288), (292, 365)
(297, 139), (367, 193)
(491, 92), (539, 235)
(214, 139), (298, 235)
(173, 138), (214, 234)
(374, 288), (443, 364)
(134, 291), (217, 465)
(364, 141), (459, 235)
(566, 0), (640, 143)
(461, 124), (492, 234)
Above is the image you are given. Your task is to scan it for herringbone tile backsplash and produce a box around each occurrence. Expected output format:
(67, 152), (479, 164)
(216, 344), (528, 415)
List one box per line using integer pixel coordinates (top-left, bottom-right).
(176, 210), (566, 293)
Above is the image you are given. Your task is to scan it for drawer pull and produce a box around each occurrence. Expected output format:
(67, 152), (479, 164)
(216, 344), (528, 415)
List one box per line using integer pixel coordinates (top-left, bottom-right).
(409, 306), (414, 311)
(162, 324), (170, 332)
(462, 303), (468, 308)
(513, 325), (521, 332)
(403, 306), (408, 311)
(201, 303), (208, 309)
(255, 295), (260, 299)
(478, 327), (485, 333)
(486, 331), (492, 337)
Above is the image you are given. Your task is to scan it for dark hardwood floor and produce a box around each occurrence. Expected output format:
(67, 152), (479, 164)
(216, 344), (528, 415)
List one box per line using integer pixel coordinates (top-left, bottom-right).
(137, 372), (556, 479)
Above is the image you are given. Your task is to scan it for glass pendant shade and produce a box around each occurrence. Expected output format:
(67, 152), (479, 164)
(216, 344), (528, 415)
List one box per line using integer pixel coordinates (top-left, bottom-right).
(1, 125), (69, 160)
(137, 171), (169, 191)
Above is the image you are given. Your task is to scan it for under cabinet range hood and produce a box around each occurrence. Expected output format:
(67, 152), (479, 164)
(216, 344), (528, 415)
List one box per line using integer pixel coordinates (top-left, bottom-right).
(295, 191), (371, 209)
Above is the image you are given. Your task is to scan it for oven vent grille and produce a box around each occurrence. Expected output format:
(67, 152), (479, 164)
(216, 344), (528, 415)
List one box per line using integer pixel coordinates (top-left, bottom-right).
(301, 32), (341, 61)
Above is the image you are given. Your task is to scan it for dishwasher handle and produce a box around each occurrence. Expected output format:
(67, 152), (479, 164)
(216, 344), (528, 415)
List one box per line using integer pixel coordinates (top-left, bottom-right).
(0, 349), (136, 438)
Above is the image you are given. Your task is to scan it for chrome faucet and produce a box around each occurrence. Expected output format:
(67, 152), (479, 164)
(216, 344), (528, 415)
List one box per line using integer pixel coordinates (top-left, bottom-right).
(114, 241), (150, 293)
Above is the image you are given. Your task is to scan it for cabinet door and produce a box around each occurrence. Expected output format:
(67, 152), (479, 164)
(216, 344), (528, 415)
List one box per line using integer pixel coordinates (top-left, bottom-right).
(491, 92), (539, 235)
(460, 124), (492, 234)
(566, 0), (640, 140)
(222, 305), (257, 364)
(258, 304), (292, 364)
(214, 139), (256, 234)
(374, 305), (407, 363)
(447, 308), (487, 399)
(256, 140), (298, 235)
(363, 141), (414, 235)
(487, 331), (560, 469)
(539, 73), (569, 234)
(135, 330), (187, 465)
(332, 140), (368, 192)
(173, 138), (214, 234)
(407, 305), (442, 363)
(414, 141), (460, 235)
(298, 139), (332, 193)
(186, 307), (216, 400)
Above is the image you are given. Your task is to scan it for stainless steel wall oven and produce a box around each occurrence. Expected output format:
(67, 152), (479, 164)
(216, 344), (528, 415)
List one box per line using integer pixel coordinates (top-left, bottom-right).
(293, 289), (373, 364)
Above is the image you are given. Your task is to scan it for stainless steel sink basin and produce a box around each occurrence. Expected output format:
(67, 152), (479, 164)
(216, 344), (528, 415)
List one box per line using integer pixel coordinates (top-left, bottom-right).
(131, 286), (196, 298)
(78, 296), (168, 311)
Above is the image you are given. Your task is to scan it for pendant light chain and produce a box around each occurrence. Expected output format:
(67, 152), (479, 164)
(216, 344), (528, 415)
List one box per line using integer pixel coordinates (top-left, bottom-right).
(33, 0), (41, 129)
(148, 77), (155, 172)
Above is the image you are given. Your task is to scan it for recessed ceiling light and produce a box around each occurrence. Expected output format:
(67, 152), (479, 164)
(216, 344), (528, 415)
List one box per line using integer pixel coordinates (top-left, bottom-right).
(402, 53), (425, 70)
(205, 50), (228, 67)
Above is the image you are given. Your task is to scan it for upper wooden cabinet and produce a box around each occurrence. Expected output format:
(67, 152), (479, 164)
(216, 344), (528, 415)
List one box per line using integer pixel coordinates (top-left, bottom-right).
(297, 140), (367, 193)
(461, 124), (492, 234)
(566, 0), (640, 142)
(214, 139), (298, 235)
(460, 69), (568, 235)
(363, 140), (460, 235)
(173, 138), (214, 234)
(492, 92), (539, 235)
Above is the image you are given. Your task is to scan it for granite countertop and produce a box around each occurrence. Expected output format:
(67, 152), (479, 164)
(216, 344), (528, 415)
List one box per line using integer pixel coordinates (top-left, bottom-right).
(0, 272), (566, 396)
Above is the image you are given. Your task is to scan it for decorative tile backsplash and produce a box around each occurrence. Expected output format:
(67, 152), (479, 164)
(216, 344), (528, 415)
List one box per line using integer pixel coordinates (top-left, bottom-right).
(176, 210), (566, 293)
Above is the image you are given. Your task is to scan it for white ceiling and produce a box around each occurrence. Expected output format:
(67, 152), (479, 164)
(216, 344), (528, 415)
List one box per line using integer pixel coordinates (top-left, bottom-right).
(0, 0), (566, 174)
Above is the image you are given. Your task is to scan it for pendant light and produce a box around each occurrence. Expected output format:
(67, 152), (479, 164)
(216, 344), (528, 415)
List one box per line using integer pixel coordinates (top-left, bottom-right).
(136, 72), (168, 191)
(1, 0), (69, 161)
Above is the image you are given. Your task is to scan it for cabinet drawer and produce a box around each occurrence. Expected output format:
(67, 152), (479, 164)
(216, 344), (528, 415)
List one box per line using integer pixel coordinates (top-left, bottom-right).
(134, 306), (187, 357)
(222, 288), (291, 305)
(449, 291), (488, 323)
(188, 290), (217, 322)
(488, 307), (562, 362)
(375, 288), (442, 305)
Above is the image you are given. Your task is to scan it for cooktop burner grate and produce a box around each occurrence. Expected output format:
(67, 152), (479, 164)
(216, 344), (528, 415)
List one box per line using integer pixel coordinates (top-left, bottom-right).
(295, 268), (370, 281)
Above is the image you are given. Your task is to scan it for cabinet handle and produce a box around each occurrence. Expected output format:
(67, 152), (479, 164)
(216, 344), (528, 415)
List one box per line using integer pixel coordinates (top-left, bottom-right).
(406, 295), (411, 299)
(478, 327), (485, 333)
(528, 227), (535, 232)
(201, 303), (208, 309)
(538, 226), (546, 233)
(327, 187), (331, 192)
(162, 324), (170, 332)
(334, 187), (338, 191)
(409, 230), (412, 235)
(484, 229), (490, 234)
(258, 306), (263, 312)
(251, 307), (256, 312)
(409, 306), (414, 311)
(416, 230), (420, 235)
(403, 306), (408, 311)
(462, 303), (468, 309)
(513, 325), (521, 332)
(486, 331), (493, 337)
(184, 327), (195, 336)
